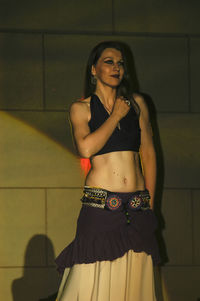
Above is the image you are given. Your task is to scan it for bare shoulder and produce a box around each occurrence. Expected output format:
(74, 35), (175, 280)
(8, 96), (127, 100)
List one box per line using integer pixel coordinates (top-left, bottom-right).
(133, 93), (147, 111)
(70, 96), (91, 112)
(69, 97), (91, 125)
(69, 97), (91, 118)
(133, 93), (150, 118)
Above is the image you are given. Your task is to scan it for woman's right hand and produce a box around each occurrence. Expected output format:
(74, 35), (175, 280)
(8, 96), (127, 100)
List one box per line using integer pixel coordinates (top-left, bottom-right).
(112, 97), (131, 120)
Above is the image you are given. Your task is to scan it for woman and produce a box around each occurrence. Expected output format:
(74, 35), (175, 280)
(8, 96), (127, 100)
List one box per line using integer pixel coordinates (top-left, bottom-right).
(55, 41), (159, 301)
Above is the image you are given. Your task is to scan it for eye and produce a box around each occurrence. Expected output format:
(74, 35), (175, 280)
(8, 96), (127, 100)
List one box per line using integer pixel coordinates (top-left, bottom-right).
(118, 61), (124, 66)
(104, 60), (113, 64)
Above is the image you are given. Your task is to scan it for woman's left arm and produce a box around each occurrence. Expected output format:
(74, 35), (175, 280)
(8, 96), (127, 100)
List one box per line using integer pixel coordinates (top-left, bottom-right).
(133, 94), (157, 209)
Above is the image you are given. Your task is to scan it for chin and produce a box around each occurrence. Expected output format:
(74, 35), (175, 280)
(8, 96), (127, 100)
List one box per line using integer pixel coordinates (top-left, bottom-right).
(100, 78), (122, 88)
(109, 82), (121, 88)
(108, 80), (122, 88)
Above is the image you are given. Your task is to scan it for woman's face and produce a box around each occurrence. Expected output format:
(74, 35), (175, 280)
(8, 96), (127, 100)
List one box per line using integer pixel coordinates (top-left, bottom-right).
(91, 48), (124, 88)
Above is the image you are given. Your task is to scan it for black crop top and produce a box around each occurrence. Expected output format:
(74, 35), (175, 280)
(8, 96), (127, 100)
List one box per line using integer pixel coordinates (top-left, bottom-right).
(88, 94), (141, 156)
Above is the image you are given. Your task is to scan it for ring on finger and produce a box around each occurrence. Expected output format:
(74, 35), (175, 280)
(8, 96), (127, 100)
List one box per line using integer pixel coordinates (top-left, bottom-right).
(124, 99), (131, 106)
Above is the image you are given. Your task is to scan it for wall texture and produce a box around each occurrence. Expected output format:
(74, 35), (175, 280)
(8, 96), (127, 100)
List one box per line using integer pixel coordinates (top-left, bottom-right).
(0, 1), (200, 300)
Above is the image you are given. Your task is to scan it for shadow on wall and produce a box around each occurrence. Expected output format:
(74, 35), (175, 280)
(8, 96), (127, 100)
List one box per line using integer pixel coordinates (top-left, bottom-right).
(138, 93), (168, 301)
(120, 41), (140, 93)
(141, 93), (168, 301)
(117, 43), (168, 266)
(142, 92), (168, 265)
(12, 235), (60, 301)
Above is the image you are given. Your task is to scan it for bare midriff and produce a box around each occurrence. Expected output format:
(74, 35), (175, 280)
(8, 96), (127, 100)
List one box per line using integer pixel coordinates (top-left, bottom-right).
(85, 151), (145, 192)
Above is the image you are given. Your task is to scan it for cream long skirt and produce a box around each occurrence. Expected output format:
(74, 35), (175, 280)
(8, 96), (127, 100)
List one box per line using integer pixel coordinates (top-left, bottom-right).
(56, 250), (157, 301)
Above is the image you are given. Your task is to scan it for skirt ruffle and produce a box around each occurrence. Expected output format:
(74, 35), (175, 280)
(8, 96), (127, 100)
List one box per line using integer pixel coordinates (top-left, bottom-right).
(55, 205), (160, 275)
(56, 250), (157, 301)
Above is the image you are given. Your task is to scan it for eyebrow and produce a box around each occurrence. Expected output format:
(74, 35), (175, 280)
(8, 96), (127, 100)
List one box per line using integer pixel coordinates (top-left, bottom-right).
(103, 56), (123, 61)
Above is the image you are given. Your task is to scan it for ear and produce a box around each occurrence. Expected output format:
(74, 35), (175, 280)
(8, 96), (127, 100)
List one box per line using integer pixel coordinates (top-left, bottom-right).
(91, 65), (96, 76)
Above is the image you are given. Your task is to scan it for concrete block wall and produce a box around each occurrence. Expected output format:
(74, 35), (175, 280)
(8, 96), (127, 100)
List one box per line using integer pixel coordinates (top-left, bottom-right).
(0, 1), (200, 300)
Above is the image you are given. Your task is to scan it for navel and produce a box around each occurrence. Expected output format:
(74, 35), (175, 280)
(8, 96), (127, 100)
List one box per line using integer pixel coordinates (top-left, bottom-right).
(123, 177), (127, 184)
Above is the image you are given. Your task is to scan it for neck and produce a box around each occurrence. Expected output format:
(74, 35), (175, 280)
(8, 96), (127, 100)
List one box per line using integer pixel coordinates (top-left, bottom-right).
(94, 84), (117, 107)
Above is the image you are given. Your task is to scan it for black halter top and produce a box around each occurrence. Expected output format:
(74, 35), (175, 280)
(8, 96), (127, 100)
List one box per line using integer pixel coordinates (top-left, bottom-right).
(88, 94), (141, 156)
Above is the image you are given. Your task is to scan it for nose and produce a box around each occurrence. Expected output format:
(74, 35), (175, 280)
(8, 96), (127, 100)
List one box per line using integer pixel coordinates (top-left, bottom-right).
(113, 63), (120, 71)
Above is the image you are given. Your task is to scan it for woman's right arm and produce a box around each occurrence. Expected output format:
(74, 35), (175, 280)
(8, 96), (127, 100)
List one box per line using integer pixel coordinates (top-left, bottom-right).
(69, 99), (129, 158)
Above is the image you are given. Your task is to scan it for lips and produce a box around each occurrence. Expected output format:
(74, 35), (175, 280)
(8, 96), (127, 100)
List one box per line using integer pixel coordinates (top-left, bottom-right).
(111, 74), (120, 79)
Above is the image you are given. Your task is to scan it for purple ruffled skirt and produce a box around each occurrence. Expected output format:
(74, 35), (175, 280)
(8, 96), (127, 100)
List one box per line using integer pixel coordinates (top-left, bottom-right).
(55, 199), (160, 275)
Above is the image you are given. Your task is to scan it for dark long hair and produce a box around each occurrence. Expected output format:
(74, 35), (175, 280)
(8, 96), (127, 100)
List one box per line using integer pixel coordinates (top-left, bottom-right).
(83, 41), (139, 114)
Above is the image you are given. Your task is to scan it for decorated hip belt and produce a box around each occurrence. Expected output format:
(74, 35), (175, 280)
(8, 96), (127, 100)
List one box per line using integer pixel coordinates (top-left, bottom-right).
(81, 186), (151, 212)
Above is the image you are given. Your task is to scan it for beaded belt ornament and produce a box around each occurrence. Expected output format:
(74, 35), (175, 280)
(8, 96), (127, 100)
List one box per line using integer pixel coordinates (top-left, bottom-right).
(128, 191), (150, 210)
(81, 186), (107, 209)
(81, 187), (150, 211)
(106, 195), (122, 210)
